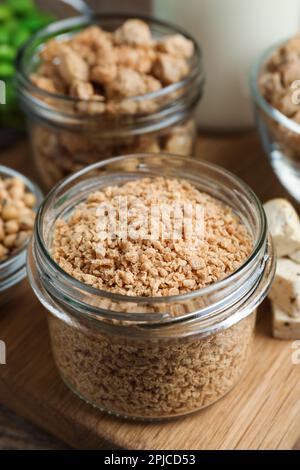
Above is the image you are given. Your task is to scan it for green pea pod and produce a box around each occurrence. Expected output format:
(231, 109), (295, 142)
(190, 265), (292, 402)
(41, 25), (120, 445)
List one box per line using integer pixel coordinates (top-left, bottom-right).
(0, 1), (56, 130)
(0, 4), (12, 22)
(6, 19), (18, 35)
(0, 62), (15, 78)
(0, 45), (16, 61)
(22, 13), (54, 33)
(0, 30), (10, 44)
(12, 28), (30, 48)
(2, 79), (15, 105)
(6, 0), (35, 15)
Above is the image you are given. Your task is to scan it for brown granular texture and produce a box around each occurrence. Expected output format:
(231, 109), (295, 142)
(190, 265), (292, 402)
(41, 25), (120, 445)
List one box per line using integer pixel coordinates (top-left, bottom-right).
(259, 34), (300, 118)
(27, 19), (198, 189)
(48, 312), (255, 418)
(0, 176), (37, 261)
(259, 34), (300, 161)
(52, 177), (253, 297)
(49, 177), (255, 419)
(32, 20), (194, 104)
(31, 119), (196, 190)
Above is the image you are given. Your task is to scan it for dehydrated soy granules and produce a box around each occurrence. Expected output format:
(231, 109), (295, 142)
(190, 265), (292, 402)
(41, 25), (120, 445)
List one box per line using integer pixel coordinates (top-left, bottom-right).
(52, 177), (252, 297)
(17, 16), (202, 189)
(27, 155), (275, 420)
(47, 176), (255, 418)
(0, 175), (36, 261)
(258, 34), (300, 159)
(31, 19), (193, 102)
(49, 312), (255, 419)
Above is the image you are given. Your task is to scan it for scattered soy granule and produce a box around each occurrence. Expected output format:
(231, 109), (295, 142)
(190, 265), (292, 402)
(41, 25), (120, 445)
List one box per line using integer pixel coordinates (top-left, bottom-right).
(0, 176), (36, 261)
(52, 177), (252, 296)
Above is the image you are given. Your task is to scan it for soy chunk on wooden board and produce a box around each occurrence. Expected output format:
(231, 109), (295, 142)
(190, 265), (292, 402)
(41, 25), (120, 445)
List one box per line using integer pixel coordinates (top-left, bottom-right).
(272, 302), (300, 340)
(269, 258), (300, 318)
(263, 198), (300, 257)
(289, 250), (300, 264)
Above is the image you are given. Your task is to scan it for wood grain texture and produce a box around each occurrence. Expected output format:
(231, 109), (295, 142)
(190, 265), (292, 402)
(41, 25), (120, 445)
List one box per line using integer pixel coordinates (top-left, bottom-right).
(0, 132), (299, 450)
(0, 405), (69, 450)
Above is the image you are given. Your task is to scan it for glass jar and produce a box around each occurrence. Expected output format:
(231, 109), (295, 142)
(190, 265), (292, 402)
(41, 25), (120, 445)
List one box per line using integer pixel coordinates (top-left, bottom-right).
(0, 165), (43, 306)
(27, 154), (275, 420)
(250, 40), (300, 203)
(15, 14), (204, 190)
(155, 0), (300, 130)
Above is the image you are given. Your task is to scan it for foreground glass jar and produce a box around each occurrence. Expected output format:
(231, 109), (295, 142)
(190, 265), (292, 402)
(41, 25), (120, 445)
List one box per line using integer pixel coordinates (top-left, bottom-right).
(27, 154), (275, 420)
(0, 165), (43, 306)
(16, 14), (204, 190)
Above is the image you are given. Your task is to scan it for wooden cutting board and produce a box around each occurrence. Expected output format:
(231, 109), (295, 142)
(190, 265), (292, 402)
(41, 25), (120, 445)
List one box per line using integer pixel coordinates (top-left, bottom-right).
(1, 132), (300, 450)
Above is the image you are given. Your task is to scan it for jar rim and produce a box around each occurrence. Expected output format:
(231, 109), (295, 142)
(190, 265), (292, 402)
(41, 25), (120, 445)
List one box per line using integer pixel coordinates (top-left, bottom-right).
(15, 13), (203, 108)
(250, 35), (300, 135)
(0, 165), (43, 291)
(34, 153), (268, 305)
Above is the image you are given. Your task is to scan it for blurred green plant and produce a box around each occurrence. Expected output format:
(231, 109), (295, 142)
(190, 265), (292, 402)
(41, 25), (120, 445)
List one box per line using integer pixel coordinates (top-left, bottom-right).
(0, 0), (55, 129)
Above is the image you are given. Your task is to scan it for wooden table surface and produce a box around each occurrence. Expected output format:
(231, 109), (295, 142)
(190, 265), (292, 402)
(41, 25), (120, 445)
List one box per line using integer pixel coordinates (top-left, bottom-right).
(0, 140), (66, 450)
(0, 132), (300, 450)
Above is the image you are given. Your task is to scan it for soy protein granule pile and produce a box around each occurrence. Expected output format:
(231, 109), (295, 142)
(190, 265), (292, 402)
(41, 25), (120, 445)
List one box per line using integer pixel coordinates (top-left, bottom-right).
(30, 19), (197, 188)
(258, 33), (300, 162)
(52, 177), (252, 296)
(49, 176), (255, 419)
(259, 33), (300, 119)
(0, 175), (36, 261)
(49, 311), (255, 418)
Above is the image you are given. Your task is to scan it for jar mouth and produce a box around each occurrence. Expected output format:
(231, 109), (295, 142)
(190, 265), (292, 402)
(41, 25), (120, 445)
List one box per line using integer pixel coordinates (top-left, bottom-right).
(34, 154), (268, 307)
(0, 165), (43, 291)
(15, 13), (204, 110)
(250, 36), (300, 135)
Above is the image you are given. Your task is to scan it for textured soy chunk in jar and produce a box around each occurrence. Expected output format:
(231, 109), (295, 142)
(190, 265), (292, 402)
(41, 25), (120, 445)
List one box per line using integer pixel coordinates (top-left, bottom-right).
(16, 16), (203, 189)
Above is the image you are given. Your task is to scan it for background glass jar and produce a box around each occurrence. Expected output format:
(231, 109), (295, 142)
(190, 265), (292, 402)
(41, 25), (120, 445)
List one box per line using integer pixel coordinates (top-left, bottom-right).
(0, 165), (43, 306)
(251, 40), (300, 203)
(27, 154), (275, 420)
(15, 14), (204, 190)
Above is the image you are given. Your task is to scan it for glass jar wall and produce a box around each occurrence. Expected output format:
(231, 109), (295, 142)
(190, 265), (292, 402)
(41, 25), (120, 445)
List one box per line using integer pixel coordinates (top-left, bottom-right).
(27, 155), (275, 419)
